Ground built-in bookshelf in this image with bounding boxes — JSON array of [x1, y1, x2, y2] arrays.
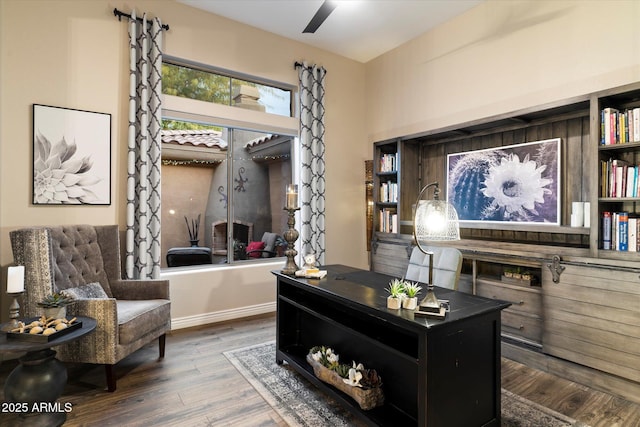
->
[[597, 85, 640, 254], [373, 140, 399, 233]]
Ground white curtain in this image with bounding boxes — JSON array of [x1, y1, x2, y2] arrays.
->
[[297, 63, 327, 265], [125, 12, 163, 279]]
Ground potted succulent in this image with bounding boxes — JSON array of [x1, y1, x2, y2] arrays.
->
[[37, 292, 73, 319], [401, 281, 422, 310], [385, 278, 405, 309]]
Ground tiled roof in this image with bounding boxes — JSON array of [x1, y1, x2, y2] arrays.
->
[[244, 134, 279, 148], [161, 129, 227, 149]]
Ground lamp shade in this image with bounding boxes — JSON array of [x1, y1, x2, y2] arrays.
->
[[414, 199, 460, 242]]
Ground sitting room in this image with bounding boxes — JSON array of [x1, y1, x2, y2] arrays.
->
[[1, 0, 640, 426]]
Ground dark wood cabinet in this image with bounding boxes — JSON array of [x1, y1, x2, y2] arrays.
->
[[274, 265, 510, 427]]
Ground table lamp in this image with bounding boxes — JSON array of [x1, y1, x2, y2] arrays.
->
[[413, 182, 460, 312]]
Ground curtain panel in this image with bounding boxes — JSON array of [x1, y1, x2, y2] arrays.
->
[[125, 12, 163, 279], [297, 63, 327, 265]]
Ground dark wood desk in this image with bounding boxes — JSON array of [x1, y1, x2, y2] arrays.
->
[[1, 316, 96, 427], [273, 265, 510, 427]]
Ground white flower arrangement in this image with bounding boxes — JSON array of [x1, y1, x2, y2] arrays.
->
[[309, 346, 382, 389]]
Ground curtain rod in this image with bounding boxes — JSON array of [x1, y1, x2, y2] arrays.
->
[[113, 8, 170, 31]]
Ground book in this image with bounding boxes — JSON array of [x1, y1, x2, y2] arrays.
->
[[602, 211, 612, 250], [629, 217, 638, 252], [618, 211, 629, 251]]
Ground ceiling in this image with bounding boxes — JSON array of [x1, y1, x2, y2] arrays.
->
[[177, 0, 483, 63]]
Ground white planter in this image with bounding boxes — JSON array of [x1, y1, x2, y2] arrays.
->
[[43, 306, 66, 320], [387, 296, 402, 309], [402, 297, 418, 310]]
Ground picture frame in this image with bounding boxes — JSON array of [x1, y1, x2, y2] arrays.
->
[[32, 104, 111, 205], [446, 138, 561, 225]]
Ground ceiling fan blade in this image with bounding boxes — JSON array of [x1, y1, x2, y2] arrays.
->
[[303, 1, 338, 33]]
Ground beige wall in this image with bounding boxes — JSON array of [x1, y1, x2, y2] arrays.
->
[[366, 0, 640, 142], [0, 0, 368, 325], [3, 0, 640, 326]]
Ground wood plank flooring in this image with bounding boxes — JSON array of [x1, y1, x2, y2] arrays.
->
[[1, 313, 639, 426]]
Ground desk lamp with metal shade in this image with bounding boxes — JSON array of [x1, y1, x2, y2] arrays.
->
[[413, 182, 460, 312]]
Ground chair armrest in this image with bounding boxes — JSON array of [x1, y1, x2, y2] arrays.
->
[[58, 298, 119, 364], [109, 279, 170, 300]]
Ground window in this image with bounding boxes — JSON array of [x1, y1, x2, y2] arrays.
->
[[161, 59, 297, 268], [162, 61, 293, 117]]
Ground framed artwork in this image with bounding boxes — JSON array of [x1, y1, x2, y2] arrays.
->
[[447, 138, 561, 225], [32, 104, 111, 205]]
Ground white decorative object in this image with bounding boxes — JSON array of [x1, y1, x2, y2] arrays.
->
[[387, 296, 402, 309], [571, 202, 584, 227], [7, 266, 25, 293], [402, 297, 418, 310], [583, 202, 591, 228]]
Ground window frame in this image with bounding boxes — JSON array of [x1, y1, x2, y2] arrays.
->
[[163, 55, 296, 118], [161, 57, 300, 269]]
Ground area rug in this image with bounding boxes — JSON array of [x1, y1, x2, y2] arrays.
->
[[224, 341, 589, 427]]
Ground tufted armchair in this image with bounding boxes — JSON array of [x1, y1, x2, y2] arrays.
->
[[9, 225, 171, 392]]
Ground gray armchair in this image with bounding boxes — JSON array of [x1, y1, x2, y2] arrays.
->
[[9, 225, 171, 392]]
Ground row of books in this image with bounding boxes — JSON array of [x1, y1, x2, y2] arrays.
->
[[379, 181, 398, 203], [600, 158, 640, 198], [379, 153, 398, 172], [379, 208, 398, 233], [602, 211, 640, 251], [601, 107, 640, 145]]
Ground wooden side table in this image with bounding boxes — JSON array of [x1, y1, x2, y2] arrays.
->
[[0, 316, 96, 427]]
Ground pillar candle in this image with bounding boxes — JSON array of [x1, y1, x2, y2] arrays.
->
[[7, 265, 25, 293], [286, 184, 298, 209]]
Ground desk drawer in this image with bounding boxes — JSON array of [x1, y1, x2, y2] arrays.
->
[[501, 309, 542, 343], [477, 278, 541, 317]]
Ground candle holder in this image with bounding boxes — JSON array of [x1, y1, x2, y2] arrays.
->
[[1, 292, 23, 332], [282, 207, 300, 275]]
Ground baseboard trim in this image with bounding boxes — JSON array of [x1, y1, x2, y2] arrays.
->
[[170, 302, 277, 330]]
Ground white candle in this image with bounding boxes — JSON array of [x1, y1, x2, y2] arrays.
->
[[286, 184, 298, 209], [7, 265, 25, 293]]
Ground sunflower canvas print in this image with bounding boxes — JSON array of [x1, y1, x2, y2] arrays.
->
[[32, 104, 111, 205], [447, 139, 560, 225]]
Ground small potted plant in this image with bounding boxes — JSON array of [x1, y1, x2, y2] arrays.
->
[[385, 278, 405, 309], [512, 267, 522, 280], [274, 235, 287, 257], [401, 281, 422, 310], [37, 292, 73, 319]]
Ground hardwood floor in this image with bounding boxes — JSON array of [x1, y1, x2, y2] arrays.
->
[[1, 313, 639, 426]]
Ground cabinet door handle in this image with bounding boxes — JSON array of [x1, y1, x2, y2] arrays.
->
[[518, 325, 524, 330]]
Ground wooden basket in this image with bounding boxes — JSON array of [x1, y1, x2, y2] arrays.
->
[[306, 354, 384, 410]]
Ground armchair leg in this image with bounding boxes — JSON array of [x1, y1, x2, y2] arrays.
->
[[159, 334, 166, 359], [105, 364, 116, 392]]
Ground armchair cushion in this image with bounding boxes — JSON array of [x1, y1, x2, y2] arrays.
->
[[262, 232, 278, 253], [247, 240, 266, 258], [117, 300, 171, 345], [62, 282, 109, 300]]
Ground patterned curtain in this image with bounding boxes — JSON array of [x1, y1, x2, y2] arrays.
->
[[297, 63, 327, 265], [125, 12, 163, 279]]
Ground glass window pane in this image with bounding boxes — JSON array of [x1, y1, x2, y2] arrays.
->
[[161, 120, 229, 267], [162, 63, 231, 105], [231, 129, 292, 262], [232, 79, 292, 117]]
